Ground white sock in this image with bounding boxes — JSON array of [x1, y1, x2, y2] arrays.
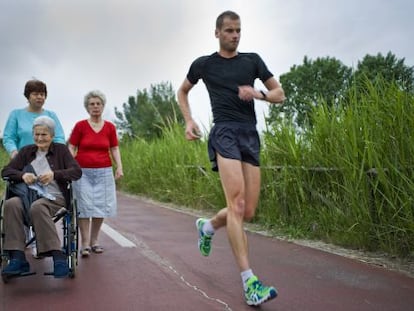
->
[[241, 269, 254, 290], [203, 220, 215, 235]]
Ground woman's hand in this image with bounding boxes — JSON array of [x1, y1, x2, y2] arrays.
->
[[22, 172, 37, 185], [115, 167, 124, 180], [37, 171, 54, 185]]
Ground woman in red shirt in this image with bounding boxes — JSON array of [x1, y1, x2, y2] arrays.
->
[[68, 90, 123, 257]]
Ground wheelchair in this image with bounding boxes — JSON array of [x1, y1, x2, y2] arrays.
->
[[0, 179, 79, 283]]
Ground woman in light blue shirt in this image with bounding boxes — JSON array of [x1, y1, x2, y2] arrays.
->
[[2, 79, 66, 259], [3, 80, 65, 158]]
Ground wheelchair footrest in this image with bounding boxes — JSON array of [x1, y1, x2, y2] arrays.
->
[[2, 271, 36, 282], [2, 271, 37, 277], [19, 271, 37, 276]]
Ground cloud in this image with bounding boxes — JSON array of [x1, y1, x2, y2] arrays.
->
[[1, 0, 413, 138]]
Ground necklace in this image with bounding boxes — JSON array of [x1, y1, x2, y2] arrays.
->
[[89, 119, 102, 124], [88, 119, 103, 128]]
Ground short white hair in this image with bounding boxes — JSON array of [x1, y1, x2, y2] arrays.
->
[[84, 90, 106, 110], [33, 115, 55, 136]]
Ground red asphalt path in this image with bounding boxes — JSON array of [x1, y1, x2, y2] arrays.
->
[[1, 192, 414, 311]]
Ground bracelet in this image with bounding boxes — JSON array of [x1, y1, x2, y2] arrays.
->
[[260, 90, 267, 100]]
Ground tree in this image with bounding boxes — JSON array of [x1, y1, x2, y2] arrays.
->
[[114, 81, 184, 140], [353, 52, 414, 93], [267, 56, 352, 129]]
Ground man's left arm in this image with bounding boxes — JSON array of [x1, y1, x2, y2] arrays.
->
[[261, 77, 286, 104], [238, 77, 285, 104]]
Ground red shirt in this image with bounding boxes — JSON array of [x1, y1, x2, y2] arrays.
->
[[69, 120, 119, 168]]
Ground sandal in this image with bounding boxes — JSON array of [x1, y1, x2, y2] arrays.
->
[[91, 245, 104, 254], [81, 247, 91, 257]]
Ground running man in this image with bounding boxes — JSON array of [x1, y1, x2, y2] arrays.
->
[[177, 10, 285, 306]]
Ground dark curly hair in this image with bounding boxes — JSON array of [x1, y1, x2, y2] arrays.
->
[[24, 79, 47, 99]]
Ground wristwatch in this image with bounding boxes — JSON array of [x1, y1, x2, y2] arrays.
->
[[260, 90, 267, 100]]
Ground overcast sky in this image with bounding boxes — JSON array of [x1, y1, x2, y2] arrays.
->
[[1, 0, 413, 138]]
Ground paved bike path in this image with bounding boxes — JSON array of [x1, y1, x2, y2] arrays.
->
[[1, 192, 413, 310]]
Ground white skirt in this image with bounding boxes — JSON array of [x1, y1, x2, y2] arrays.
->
[[73, 167, 117, 218]]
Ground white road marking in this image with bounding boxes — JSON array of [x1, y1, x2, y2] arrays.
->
[[101, 222, 231, 310], [101, 223, 136, 247]]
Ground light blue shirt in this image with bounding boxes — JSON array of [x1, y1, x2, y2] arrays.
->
[[2, 108, 66, 156]]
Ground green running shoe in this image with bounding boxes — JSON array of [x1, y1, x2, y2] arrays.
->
[[244, 276, 278, 306], [196, 218, 213, 256]]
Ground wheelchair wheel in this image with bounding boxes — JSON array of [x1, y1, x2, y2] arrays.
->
[[0, 196, 7, 269], [1, 196, 10, 284], [63, 196, 78, 278]]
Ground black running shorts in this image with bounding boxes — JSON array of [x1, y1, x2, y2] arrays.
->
[[207, 122, 260, 172]]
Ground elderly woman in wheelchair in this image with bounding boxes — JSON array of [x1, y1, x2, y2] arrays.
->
[[1, 116, 81, 279]]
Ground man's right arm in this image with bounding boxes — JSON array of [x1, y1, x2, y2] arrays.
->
[[177, 78, 201, 140]]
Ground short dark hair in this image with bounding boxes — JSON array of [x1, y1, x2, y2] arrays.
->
[[216, 10, 240, 30], [24, 79, 47, 99]]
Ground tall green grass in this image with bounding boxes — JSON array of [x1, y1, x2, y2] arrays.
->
[[118, 124, 225, 211], [260, 80, 414, 255], [0, 145, 8, 195], [118, 79, 414, 256]]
